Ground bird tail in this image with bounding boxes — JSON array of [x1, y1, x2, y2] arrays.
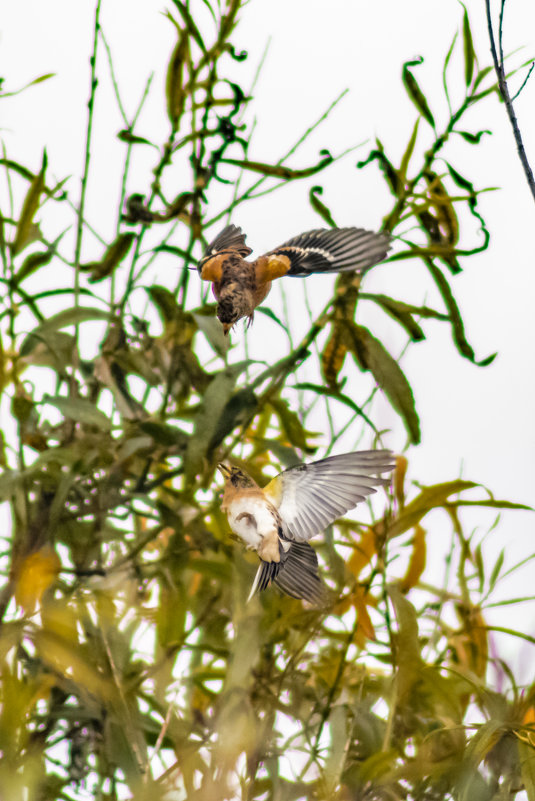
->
[[247, 541, 327, 605]]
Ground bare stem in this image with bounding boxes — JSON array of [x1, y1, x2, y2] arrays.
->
[[485, 0, 535, 205]]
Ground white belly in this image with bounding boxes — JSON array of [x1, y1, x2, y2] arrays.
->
[[227, 495, 279, 550]]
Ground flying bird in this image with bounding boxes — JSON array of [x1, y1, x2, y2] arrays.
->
[[198, 225, 391, 334], [218, 450, 395, 604]]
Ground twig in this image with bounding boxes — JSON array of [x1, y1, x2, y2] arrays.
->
[[485, 0, 535, 204], [74, 0, 102, 274]]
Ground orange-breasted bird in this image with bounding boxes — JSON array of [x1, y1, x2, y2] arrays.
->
[[218, 450, 394, 604], [198, 225, 391, 334]]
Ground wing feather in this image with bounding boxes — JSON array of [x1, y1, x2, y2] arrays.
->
[[201, 224, 252, 261], [264, 450, 395, 542], [264, 227, 391, 276]]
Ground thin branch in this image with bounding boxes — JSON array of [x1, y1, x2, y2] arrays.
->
[[485, 0, 535, 204], [74, 0, 102, 273]]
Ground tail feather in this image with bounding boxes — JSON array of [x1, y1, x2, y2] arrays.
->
[[274, 542, 327, 605]]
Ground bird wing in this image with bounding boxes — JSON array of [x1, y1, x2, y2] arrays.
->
[[262, 227, 391, 276], [263, 450, 395, 542], [201, 224, 252, 265], [248, 541, 325, 604]]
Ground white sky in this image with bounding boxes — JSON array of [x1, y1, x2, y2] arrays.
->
[[1, 0, 534, 673]]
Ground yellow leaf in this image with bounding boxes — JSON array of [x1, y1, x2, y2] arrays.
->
[[394, 454, 408, 509], [15, 546, 60, 613], [347, 527, 376, 578], [399, 525, 427, 592]]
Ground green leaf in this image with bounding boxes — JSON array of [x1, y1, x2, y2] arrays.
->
[[398, 119, 420, 182], [269, 397, 318, 453], [80, 232, 135, 282], [184, 363, 250, 479], [220, 150, 333, 180], [359, 294, 427, 341], [192, 312, 229, 359], [20, 308, 110, 357], [386, 480, 478, 539], [208, 387, 258, 452], [309, 185, 337, 227], [117, 130, 155, 147], [425, 259, 496, 366], [455, 129, 491, 145], [165, 26, 189, 127], [344, 323, 420, 444], [402, 57, 435, 128], [462, 5, 476, 87], [12, 151, 47, 255], [43, 395, 112, 432], [146, 285, 180, 323], [519, 741, 535, 801]]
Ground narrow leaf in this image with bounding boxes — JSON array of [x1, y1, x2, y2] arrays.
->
[[345, 323, 421, 444], [79, 232, 135, 282], [220, 150, 333, 180], [425, 259, 496, 366], [43, 395, 112, 432], [462, 6, 476, 87], [12, 151, 47, 255], [402, 57, 435, 128], [309, 185, 337, 227]]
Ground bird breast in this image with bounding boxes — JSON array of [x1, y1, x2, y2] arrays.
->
[[225, 494, 280, 551]]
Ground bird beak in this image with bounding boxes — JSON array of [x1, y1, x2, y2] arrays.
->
[[222, 323, 232, 336], [217, 462, 231, 477]]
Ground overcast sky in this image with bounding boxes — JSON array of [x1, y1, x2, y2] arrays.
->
[[1, 0, 534, 672]]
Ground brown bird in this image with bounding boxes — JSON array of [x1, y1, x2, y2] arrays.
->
[[198, 225, 391, 334], [218, 449, 394, 604]]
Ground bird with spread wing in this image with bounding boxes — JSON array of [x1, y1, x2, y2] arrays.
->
[[218, 450, 394, 604], [198, 224, 391, 334]]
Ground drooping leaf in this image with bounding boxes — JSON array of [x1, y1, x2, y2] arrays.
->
[[321, 322, 348, 388], [425, 259, 496, 366], [399, 525, 427, 592], [80, 232, 135, 282], [309, 185, 337, 227], [402, 57, 435, 128], [165, 26, 189, 127], [344, 323, 421, 444]]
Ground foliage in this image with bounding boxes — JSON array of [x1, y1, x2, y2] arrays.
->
[[0, 2, 533, 800]]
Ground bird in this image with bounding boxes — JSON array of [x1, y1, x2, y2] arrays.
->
[[218, 449, 395, 604], [198, 224, 391, 334]]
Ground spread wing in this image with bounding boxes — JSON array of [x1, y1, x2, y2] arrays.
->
[[198, 224, 252, 274], [263, 227, 391, 277], [263, 450, 395, 543], [248, 541, 326, 604]]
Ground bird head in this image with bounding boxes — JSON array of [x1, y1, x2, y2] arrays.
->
[[217, 463, 257, 489], [216, 297, 240, 335]]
